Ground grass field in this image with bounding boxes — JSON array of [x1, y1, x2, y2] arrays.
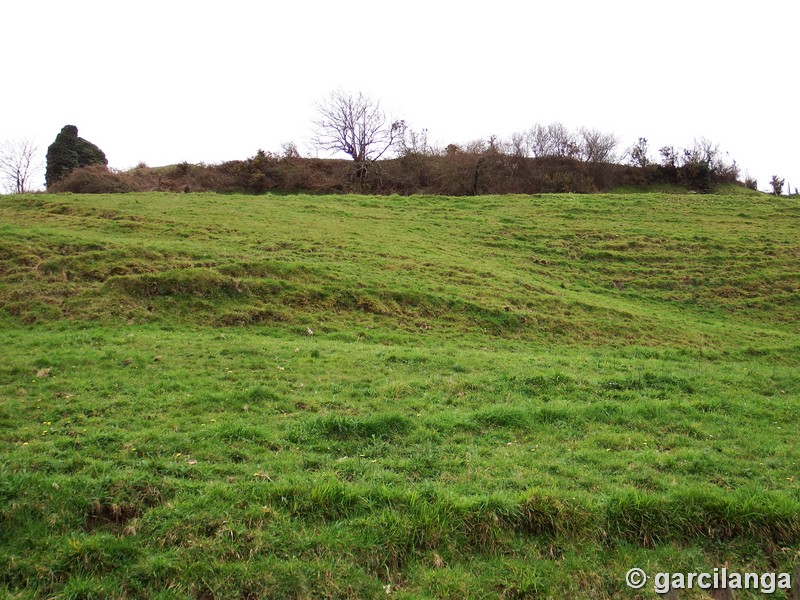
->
[[1, 189, 799, 598]]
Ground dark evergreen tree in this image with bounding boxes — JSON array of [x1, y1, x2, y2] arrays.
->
[[45, 125, 108, 187]]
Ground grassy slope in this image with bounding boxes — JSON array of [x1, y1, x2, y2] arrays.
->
[[1, 190, 799, 598]]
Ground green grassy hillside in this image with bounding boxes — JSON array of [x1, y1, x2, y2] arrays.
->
[[1, 190, 798, 598]]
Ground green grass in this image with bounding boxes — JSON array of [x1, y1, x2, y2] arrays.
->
[[1, 190, 799, 598]]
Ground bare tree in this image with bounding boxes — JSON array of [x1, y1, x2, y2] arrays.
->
[[397, 125, 434, 157], [280, 141, 300, 158], [507, 131, 527, 158], [546, 123, 580, 158], [578, 127, 619, 163], [524, 124, 553, 158], [682, 137, 719, 168], [1, 138, 42, 194], [312, 90, 403, 166], [626, 137, 650, 168], [659, 145, 679, 169]]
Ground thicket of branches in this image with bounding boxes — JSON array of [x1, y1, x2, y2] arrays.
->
[[28, 91, 753, 196], [48, 130, 743, 196]]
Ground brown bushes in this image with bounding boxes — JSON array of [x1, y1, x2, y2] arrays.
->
[[47, 151, 733, 196], [47, 163, 240, 194], [48, 165, 133, 194]]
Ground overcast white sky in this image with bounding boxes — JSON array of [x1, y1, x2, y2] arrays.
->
[[2, 0, 797, 193]]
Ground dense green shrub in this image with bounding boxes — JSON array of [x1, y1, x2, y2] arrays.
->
[[45, 125, 108, 187]]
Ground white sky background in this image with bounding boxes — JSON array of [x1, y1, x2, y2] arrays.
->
[[1, 0, 797, 193]]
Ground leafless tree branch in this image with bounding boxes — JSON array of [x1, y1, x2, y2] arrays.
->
[[0, 138, 42, 194], [311, 90, 402, 165]]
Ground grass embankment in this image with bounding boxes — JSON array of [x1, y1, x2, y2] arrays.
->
[[1, 190, 799, 598]]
